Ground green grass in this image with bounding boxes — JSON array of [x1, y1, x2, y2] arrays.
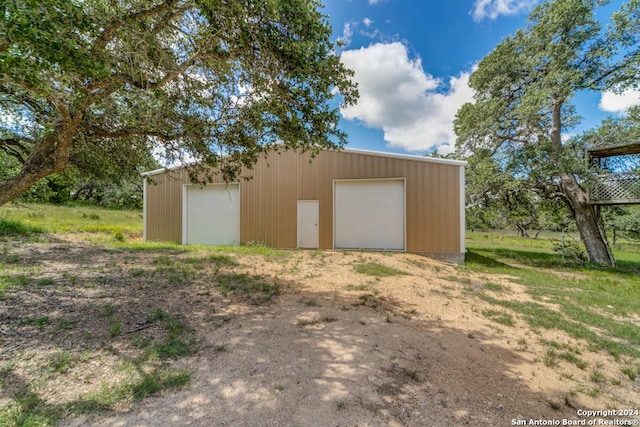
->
[[354, 262, 407, 277], [0, 202, 142, 235], [481, 309, 515, 326], [0, 367, 191, 426], [213, 272, 280, 304], [464, 231, 640, 359], [48, 352, 72, 374], [0, 219, 44, 236]]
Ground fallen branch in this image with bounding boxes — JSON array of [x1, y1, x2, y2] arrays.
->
[[125, 323, 155, 334]]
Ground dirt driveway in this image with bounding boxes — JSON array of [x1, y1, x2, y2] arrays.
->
[[1, 235, 638, 426]]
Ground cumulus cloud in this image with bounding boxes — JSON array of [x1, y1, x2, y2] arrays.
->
[[340, 42, 474, 154], [471, 0, 538, 22], [362, 17, 373, 27], [599, 89, 640, 114]]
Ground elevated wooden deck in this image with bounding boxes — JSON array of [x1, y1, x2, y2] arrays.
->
[[587, 142, 640, 158], [589, 172, 640, 205], [587, 141, 640, 205]]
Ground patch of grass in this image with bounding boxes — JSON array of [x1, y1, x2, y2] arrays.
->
[[48, 352, 72, 374], [0, 273, 31, 298], [354, 262, 407, 277], [144, 308, 195, 359], [443, 274, 472, 285], [401, 368, 420, 382], [109, 319, 122, 337], [484, 282, 507, 292], [130, 268, 146, 277], [543, 349, 559, 367], [538, 340, 588, 369], [129, 334, 152, 349], [0, 388, 54, 427], [516, 337, 528, 351], [464, 233, 640, 379], [148, 338, 192, 359], [5, 254, 20, 264], [33, 316, 50, 328], [0, 203, 141, 235], [406, 258, 429, 269], [621, 364, 640, 381], [0, 218, 45, 236], [36, 278, 54, 286], [55, 318, 76, 331], [590, 365, 606, 384], [481, 309, 515, 326], [344, 283, 370, 291], [353, 292, 385, 309], [213, 273, 280, 304], [184, 254, 237, 267], [547, 399, 562, 411], [69, 367, 191, 413]]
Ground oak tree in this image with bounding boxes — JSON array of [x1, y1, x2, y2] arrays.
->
[[455, 0, 639, 265], [0, 0, 357, 206]]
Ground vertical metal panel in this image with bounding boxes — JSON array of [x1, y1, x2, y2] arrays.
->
[[144, 149, 464, 257]]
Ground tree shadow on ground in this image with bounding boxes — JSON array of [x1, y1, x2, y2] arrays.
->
[[0, 239, 584, 426]]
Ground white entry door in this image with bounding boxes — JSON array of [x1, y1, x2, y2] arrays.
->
[[297, 200, 319, 248], [183, 184, 240, 245]]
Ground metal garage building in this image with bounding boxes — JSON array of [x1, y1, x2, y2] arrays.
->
[[142, 148, 467, 263]]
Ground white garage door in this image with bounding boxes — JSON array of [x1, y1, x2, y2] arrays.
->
[[334, 179, 405, 250], [183, 184, 240, 245]]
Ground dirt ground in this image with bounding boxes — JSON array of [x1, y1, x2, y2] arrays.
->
[[1, 235, 639, 426]]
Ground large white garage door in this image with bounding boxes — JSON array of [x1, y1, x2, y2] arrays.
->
[[183, 184, 240, 245], [334, 179, 405, 250]]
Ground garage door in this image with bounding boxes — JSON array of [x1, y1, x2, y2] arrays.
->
[[183, 184, 240, 245], [334, 179, 405, 250]]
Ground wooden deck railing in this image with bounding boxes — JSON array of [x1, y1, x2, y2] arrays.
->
[[589, 173, 640, 205]]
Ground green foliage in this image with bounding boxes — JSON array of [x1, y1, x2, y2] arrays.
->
[[551, 237, 587, 262], [0, 0, 358, 205]]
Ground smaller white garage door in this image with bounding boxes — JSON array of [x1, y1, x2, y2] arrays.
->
[[183, 184, 240, 245], [334, 179, 405, 250]]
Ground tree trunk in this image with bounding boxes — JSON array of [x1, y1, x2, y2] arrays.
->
[[559, 173, 614, 266], [0, 127, 75, 207], [549, 97, 614, 266]]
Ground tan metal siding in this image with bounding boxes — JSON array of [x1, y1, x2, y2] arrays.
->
[[144, 169, 187, 243], [144, 149, 463, 256]]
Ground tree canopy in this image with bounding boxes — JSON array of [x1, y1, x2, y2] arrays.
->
[[0, 0, 357, 206], [455, 0, 639, 265]]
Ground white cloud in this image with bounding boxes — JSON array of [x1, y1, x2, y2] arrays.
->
[[339, 21, 355, 45], [340, 42, 475, 154], [368, 0, 384, 4], [362, 17, 373, 27], [471, 0, 538, 22], [599, 89, 640, 114]]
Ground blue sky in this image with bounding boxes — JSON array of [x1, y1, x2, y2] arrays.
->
[[321, 0, 640, 155]]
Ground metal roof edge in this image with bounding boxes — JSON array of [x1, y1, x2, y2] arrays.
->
[[140, 147, 467, 176], [140, 163, 190, 177], [341, 148, 467, 166]]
